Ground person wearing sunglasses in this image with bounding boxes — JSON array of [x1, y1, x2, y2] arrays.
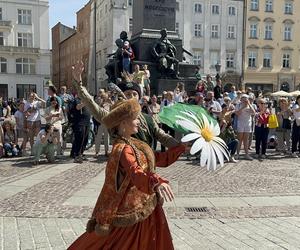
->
[[254, 98, 270, 159]]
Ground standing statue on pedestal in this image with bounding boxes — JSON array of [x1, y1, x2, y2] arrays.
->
[[152, 29, 179, 79], [105, 31, 134, 83], [105, 38, 124, 83]]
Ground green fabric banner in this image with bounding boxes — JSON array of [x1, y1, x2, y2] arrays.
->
[[158, 103, 217, 133]]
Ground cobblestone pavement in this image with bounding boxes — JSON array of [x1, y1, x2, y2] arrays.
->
[[0, 151, 300, 249]]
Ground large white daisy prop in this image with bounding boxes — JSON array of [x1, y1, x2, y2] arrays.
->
[[176, 111, 229, 171]]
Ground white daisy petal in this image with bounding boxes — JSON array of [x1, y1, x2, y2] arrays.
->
[[200, 113, 210, 127], [211, 141, 225, 167], [179, 111, 201, 127], [200, 143, 209, 167], [176, 120, 200, 134], [190, 137, 205, 155], [212, 139, 230, 161], [206, 145, 214, 171], [181, 133, 201, 143], [213, 137, 229, 149], [211, 122, 220, 136], [210, 146, 217, 171]]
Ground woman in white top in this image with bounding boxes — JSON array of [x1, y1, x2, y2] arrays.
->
[[235, 94, 256, 160], [45, 96, 64, 155], [174, 82, 185, 103], [142, 64, 151, 96], [24, 93, 45, 151], [292, 95, 300, 157]]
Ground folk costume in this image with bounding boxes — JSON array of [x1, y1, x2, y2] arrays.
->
[[72, 81, 179, 148], [68, 99, 185, 250]]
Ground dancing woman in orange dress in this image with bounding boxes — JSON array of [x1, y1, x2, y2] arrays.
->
[[68, 99, 185, 250]]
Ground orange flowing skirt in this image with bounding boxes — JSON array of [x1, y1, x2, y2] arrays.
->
[[68, 205, 174, 250]]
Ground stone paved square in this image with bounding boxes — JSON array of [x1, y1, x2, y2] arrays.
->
[[1, 151, 300, 249]]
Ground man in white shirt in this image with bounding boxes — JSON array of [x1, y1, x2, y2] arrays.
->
[[205, 91, 222, 119]]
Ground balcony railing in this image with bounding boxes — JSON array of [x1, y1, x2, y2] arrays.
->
[[0, 20, 12, 28], [0, 46, 39, 54]]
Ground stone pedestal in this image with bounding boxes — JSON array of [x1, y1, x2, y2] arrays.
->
[[156, 78, 197, 96], [130, 0, 196, 96], [132, 0, 176, 35]]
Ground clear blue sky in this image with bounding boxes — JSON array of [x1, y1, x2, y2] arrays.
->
[[49, 0, 87, 29]]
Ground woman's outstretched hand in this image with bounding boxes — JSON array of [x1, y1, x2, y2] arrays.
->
[[72, 61, 84, 84], [156, 182, 174, 202]]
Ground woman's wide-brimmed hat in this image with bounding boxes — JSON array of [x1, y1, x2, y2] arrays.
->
[[102, 99, 141, 129]]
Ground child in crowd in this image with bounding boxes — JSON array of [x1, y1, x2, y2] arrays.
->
[[2, 120, 19, 157]]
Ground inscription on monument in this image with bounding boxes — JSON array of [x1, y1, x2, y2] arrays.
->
[[145, 0, 175, 17], [144, 0, 176, 31]]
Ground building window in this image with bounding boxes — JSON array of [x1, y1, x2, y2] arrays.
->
[[211, 25, 219, 38], [265, 0, 273, 12], [129, 18, 133, 32], [193, 51, 203, 66], [176, 22, 179, 34], [227, 25, 235, 39], [226, 53, 235, 68], [0, 57, 7, 73], [0, 84, 8, 100], [0, 32, 3, 46], [264, 24, 272, 40], [284, 2, 293, 14], [17, 33, 32, 47], [18, 9, 32, 25], [210, 51, 220, 67], [284, 25, 292, 40], [16, 84, 36, 99], [194, 24, 203, 37], [16, 58, 36, 74], [228, 6, 236, 16], [263, 52, 272, 67], [176, 2, 179, 11], [194, 3, 202, 13], [248, 52, 257, 67], [282, 53, 290, 68], [250, 0, 259, 11], [128, 0, 133, 6], [212, 5, 220, 15], [250, 24, 258, 38], [0, 8, 2, 21]]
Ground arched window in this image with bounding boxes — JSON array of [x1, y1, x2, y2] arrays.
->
[[16, 58, 36, 74], [0, 57, 7, 73]]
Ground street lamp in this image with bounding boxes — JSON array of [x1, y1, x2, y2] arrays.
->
[[215, 62, 221, 81]]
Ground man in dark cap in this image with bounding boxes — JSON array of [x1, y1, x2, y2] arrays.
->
[[71, 61, 179, 148]]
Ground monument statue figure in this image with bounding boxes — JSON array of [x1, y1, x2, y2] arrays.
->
[[105, 38, 124, 83], [105, 31, 134, 83], [152, 28, 179, 79]]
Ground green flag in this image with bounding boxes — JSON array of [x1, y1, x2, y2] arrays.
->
[[159, 103, 217, 133]]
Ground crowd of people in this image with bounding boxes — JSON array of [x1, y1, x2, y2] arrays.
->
[[1, 65, 300, 164], [1, 62, 300, 249]]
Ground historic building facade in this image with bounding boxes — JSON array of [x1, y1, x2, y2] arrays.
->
[[0, 0, 51, 99], [176, 0, 244, 85], [244, 0, 300, 93], [51, 1, 92, 91]]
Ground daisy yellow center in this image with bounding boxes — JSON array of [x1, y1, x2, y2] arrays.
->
[[201, 126, 214, 142]]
